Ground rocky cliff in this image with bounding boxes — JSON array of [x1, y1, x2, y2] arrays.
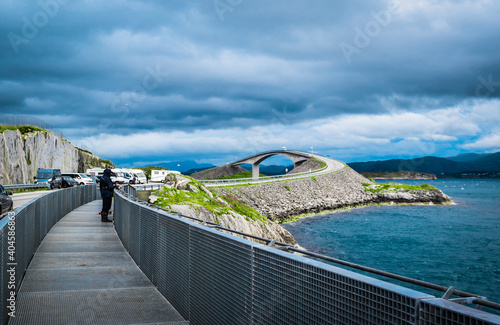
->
[[0, 129, 107, 185], [212, 167, 451, 222], [148, 174, 297, 245]]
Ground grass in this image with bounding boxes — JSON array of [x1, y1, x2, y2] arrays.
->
[[9, 187, 50, 194], [362, 182, 437, 193], [100, 159, 115, 168], [285, 185, 291, 191], [0, 125, 46, 134], [311, 176, 317, 182], [154, 177, 268, 223]]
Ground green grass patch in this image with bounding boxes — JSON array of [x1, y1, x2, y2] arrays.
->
[[0, 125, 46, 134], [311, 176, 317, 182], [100, 159, 115, 168], [284, 185, 291, 191], [154, 177, 267, 223], [362, 182, 436, 193]]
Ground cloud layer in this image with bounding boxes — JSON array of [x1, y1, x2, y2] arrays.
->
[[1, 0, 499, 165]]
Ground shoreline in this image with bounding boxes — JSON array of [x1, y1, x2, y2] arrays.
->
[[280, 200, 455, 224]]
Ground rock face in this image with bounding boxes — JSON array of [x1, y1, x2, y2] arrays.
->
[[171, 204, 296, 245], [212, 167, 451, 222], [0, 130, 107, 185]]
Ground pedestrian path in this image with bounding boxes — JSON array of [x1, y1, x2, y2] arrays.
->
[[10, 200, 189, 325]]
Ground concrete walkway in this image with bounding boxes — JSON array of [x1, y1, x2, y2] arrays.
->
[[10, 200, 188, 325]]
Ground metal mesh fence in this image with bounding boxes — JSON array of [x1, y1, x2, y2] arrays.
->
[[419, 299, 500, 325], [113, 191, 500, 325], [0, 185, 98, 324]]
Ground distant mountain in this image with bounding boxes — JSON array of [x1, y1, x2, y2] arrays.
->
[[238, 164, 294, 176], [155, 160, 215, 173], [348, 156, 471, 174], [184, 166, 213, 175], [348, 151, 500, 177], [472, 152, 500, 171], [445, 153, 490, 163], [260, 164, 294, 176]]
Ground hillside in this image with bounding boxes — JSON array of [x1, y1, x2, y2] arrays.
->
[[0, 127, 109, 185], [349, 152, 500, 177], [191, 164, 248, 180]]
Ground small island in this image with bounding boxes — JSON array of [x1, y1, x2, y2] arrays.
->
[[360, 170, 437, 180]]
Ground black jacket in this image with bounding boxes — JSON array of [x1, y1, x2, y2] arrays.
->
[[100, 170, 115, 198]]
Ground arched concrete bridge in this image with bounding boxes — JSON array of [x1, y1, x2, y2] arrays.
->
[[231, 150, 313, 179]]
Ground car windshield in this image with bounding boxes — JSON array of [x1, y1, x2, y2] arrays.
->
[[62, 176, 73, 181], [37, 172, 52, 179], [115, 172, 125, 177], [79, 174, 90, 178]]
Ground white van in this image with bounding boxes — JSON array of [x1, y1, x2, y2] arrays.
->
[[62, 173, 95, 185], [150, 169, 180, 182], [110, 169, 129, 184]]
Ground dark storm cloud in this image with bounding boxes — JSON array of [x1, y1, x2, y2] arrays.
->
[[1, 0, 500, 161]]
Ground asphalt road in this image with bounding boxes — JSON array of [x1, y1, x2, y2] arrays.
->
[[11, 190, 54, 210]]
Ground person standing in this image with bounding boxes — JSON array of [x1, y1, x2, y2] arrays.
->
[[100, 168, 115, 222]]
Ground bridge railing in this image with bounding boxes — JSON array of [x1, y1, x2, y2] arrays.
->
[[0, 185, 99, 324], [113, 190, 500, 325]]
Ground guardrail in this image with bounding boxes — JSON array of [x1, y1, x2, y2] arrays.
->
[[113, 188, 500, 324], [3, 183, 49, 191], [0, 185, 99, 324]]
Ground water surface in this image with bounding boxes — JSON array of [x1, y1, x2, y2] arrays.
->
[[283, 179, 500, 306]]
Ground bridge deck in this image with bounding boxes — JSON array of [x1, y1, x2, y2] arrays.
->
[[10, 200, 188, 325]]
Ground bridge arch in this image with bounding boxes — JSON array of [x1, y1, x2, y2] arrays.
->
[[231, 150, 312, 179]]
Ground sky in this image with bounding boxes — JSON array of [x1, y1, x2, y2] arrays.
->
[[1, 0, 500, 167]]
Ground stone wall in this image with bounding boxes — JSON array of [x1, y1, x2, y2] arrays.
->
[[0, 130, 107, 185], [212, 167, 450, 222]]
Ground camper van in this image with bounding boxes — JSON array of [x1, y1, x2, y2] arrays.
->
[[128, 169, 147, 184], [150, 169, 180, 183], [34, 168, 61, 184]]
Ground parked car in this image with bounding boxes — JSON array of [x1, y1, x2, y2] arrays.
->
[[48, 176, 62, 189], [0, 185, 13, 215], [61, 176, 79, 188]]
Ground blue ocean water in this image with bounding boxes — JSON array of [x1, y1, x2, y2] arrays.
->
[[283, 179, 500, 306]]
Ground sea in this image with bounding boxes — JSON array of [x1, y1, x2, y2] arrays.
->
[[283, 179, 500, 311]]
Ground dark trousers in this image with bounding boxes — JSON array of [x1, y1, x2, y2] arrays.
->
[[101, 197, 112, 215]]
